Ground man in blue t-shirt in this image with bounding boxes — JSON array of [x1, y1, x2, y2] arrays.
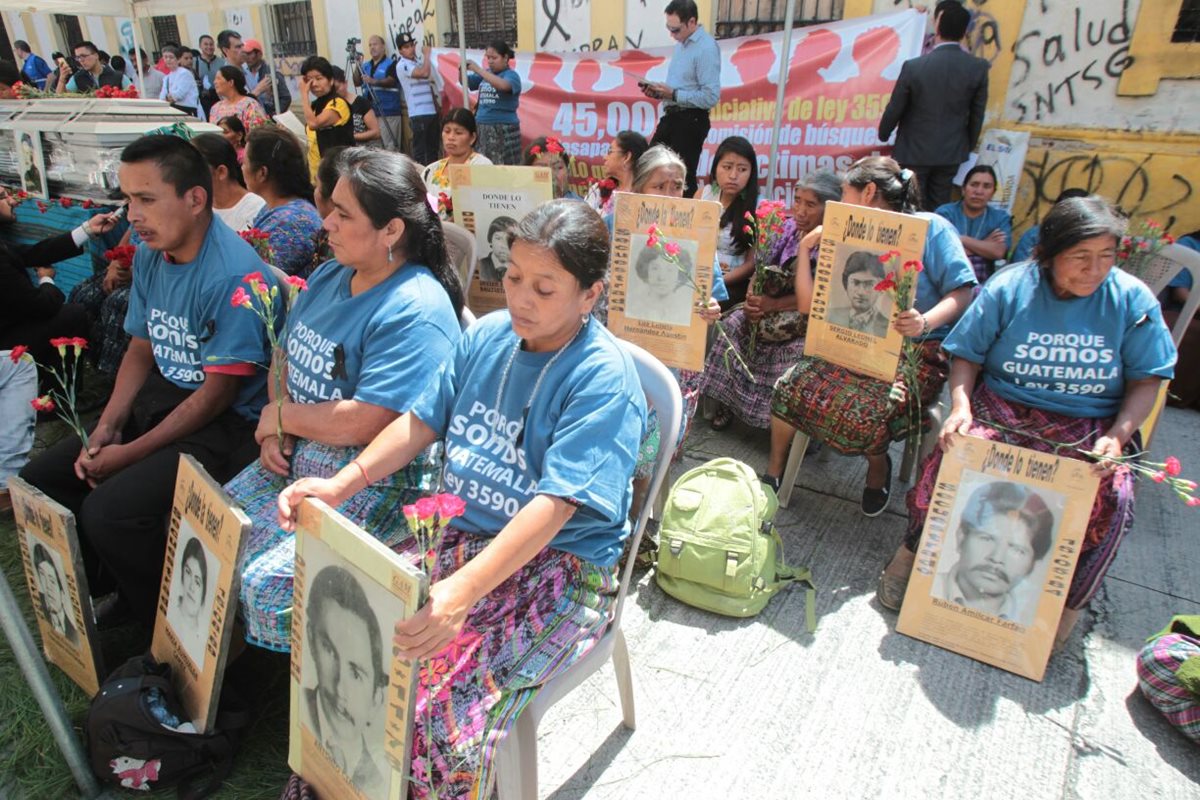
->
[[354, 35, 403, 152], [21, 135, 277, 628], [15, 41, 52, 90]]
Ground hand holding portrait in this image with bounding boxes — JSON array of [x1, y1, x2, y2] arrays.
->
[[392, 578, 470, 661], [278, 476, 347, 531], [939, 404, 974, 450]]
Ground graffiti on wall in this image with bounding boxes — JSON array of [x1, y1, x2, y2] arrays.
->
[[884, 0, 1003, 63], [1015, 147, 1196, 232], [384, 0, 435, 48], [625, 0, 674, 50], [1006, 0, 1134, 125], [536, 0, 598, 51]]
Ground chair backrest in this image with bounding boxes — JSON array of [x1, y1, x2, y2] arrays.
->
[[614, 340, 682, 627], [1153, 245, 1200, 346], [1138, 243, 1195, 297], [443, 221, 477, 290]]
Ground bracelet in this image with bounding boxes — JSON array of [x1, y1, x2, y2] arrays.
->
[[919, 313, 930, 336], [351, 459, 371, 487]]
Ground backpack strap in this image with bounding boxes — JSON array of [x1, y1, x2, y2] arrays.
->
[[767, 528, 818, 633]]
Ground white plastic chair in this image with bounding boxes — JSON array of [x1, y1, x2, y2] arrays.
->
[[492, 341, 683, 800], [443, 220, 477, 290]]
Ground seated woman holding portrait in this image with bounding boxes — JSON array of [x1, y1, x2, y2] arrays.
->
[[762, 156, 977, 516], [877, 196, 1176, 645], [277, 199, 647, 799], [226, 148, 462, 651], [702, 170, 842, 431], [935, 164, 1012, 283]]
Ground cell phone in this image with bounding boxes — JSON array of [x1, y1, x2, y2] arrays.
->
[[109, 204, 127, 221]]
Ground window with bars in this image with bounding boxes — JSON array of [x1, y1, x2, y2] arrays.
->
[[1172, 0, 1200, 42], [151, 15, 182, 50], [53, 14, 84, 50], [271, 1, 318, 58], [714, 0, 844, 39], [443, 0, 518, 49]]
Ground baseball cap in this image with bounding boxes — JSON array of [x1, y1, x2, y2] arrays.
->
[[243, 38, 263, 53], [396, 33, 416, 47]]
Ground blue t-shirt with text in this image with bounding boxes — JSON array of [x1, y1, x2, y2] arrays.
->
[[912, 212, 978, 339], [468, 68, 521, 125], [124, 216, 277, 420], [411, 311, 647, 567], [943, 262, 1176, 417], [284, 260, 460, 410], [935, 201, 1013, 250]]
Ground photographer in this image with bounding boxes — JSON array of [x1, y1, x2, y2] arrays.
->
[[352, 35, 403, 151], [391, 33, 438, 165]]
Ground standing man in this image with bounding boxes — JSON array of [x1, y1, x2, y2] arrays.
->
[[195, 34, 226, 120], [353, 35, 402, 152], [640, 1, 720, 197], [242, 38, 291, 117], [878, 1, 989, 210], [390, 35, 438, 164], [127, 48, 164, 98], [14, 41, 52, 91], [217, 29, 245, 69], [57, 42, 133, 93]]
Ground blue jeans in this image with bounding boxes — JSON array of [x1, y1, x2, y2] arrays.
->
[[0, 353, 37, 489]]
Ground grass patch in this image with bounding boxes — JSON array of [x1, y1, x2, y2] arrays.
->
[[1, 416, 294, 799]]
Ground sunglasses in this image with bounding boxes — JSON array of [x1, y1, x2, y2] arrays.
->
[[666, 24, 683, 34]]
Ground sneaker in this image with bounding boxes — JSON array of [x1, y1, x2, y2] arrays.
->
[[860, 454, 892, 517], [760, 473, 781, 493], [876, 545, 915, 611]]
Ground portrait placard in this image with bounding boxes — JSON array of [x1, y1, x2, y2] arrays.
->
[[896, 436, 1100, 681], [804, 202, 928, 382], [289, 498, 427, 800], [449, 164, 553, 316], [9, 477, 104, 696], [14, 130, 48, 199], [151, 455, 250, 733], [607, 192, 720, 371]]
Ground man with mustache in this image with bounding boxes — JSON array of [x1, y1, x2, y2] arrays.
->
[[933, 481, 1054, 625]]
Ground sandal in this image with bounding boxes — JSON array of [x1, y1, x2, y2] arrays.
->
[[711, 406, 733, 431], [876, 544, 915, 611]]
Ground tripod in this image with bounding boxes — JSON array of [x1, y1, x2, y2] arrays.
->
[[348, 48, 400, 152]]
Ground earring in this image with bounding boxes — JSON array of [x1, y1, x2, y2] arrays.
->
[[387, 243, 394, 263]]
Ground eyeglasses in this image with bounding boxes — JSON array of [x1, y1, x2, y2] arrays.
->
[[666, 24, 683, 34]]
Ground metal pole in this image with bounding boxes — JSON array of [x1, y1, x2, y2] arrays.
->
[[0, 564, 102, 799], [129, 6, 147, 99], [765, 0, 797, 200], [456, 0, 468, 108], [261, 2, 283, 120]]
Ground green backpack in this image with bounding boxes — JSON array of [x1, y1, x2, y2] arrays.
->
[[655, 458, 816, 629]]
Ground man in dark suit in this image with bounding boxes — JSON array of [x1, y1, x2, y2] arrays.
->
[[878, 2, 989, 210]]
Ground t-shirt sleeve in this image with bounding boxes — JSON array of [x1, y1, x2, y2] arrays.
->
[[354, 315, 456, 412], [200, 273, 274, 370], [994, 209, 1013, 248], [331, 97, 351, 125], [504, 69, 522, 96], [535, 384, 645, 523], [123, 250, 151, 338], [711, 255, 729, 302], [926, 220, 977, 295], [934, 202, 958, 224], [410, 332, 470, 436], [942, 281, 1005, 364], [1120, 296, 1177, 381]]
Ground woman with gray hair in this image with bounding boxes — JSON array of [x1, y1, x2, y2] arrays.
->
[[277, 199, 647, 798], [225, 147, 463, 651], [703, 170, 842, 430]]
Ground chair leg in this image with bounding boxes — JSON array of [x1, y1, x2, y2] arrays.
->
[[778, 430, 810, 508], [651, 472, 670, 521], [612, 629, 637, 730], [899, 431, 919, 484], [493, 709, 540, 800]]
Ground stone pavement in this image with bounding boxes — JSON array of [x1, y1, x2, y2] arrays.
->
[[536, 406, 1200, 800]]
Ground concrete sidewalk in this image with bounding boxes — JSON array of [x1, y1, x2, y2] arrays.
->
[[537, 406, 1200, 799]]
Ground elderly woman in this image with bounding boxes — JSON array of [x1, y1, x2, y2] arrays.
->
[[225, 148, 463, 651], [878, 196, 1176, 645], [763, 156, 977, 516], [936, 164, 1012, 283], [703, 170, 842, 431], [277, 199, 647, 799], [586, 131, 648, 216], [208, 65, 269, 131], [244, 127, 325, 276]]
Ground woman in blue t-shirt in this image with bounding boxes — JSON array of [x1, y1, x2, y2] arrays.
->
[[225, 148, 463, 651], [764, 155, 977, 516], [244, 126, 325, 276], [935, 164, 1012, 283], [464, 40, 523, 165], [878, 196, 1176, 646], [277, 200, 646, 799]]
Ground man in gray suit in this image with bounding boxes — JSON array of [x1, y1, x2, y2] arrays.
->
[[878, 2, 989, 210]]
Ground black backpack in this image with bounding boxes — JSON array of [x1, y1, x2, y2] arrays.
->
[[85, 655, 249, 799]]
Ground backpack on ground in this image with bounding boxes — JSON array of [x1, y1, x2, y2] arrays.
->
[[85, 654, 249, 798], [655, 457, 816, 628]]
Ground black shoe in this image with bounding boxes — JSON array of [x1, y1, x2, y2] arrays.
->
[[760, 474, 781, 493], [861, 454, 892, 517]]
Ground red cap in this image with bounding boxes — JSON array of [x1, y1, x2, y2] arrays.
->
[[242, 38, 263, 53]]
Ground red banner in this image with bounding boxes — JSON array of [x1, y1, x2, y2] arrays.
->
[[432, 9, 925, 201]]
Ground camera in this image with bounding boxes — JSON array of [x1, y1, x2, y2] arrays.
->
[[345, 37, 361, 55]]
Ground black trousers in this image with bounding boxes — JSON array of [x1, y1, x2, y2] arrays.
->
[[19, 372, 258, 626], [911, 164, 959, 211], [651, 108, 711, 197]]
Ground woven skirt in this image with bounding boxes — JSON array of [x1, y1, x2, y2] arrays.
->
[[226, 438, 434, 650], [903, 382, 1137, 609], [702, 308, 807, 429], [477, 122, 523, 166], [1136, 632, 1200, 744], [770, 339, 949, 455], [403, 528, 618, 799]]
